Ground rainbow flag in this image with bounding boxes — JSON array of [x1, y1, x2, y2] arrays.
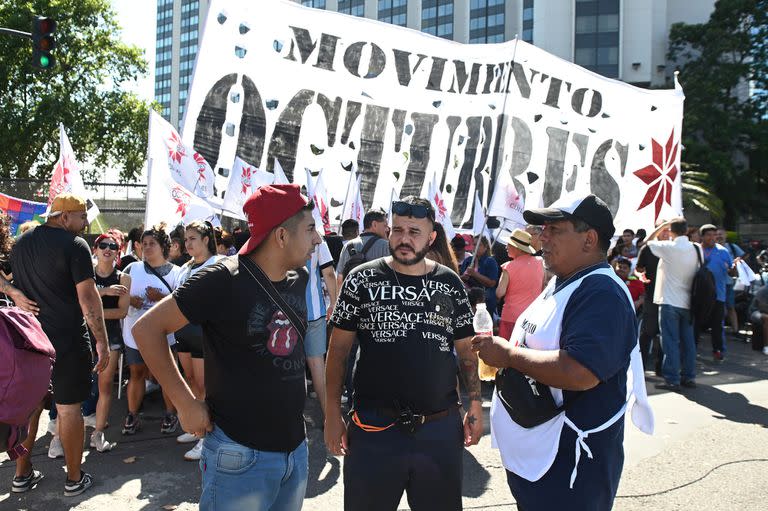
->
[[0, 192, 48, 235]]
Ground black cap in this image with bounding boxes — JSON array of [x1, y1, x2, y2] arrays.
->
[[523, 194, 615, 240]]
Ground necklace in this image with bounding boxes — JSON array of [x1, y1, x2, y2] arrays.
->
[[388, 258, 431, 290]]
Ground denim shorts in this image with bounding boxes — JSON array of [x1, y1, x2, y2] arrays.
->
[[304, 317, 327, 358], [199, 426, 308, 511]]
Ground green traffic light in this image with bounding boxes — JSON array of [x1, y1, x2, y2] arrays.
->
[[39, 55, 50, 67]]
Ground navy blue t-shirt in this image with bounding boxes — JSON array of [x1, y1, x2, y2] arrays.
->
[[558, 263, 637, 430]]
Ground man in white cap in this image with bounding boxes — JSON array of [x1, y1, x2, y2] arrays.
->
[[473, 194, 652, 511]]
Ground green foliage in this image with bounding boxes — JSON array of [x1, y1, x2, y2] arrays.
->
[[681, 163, 725, 220], [668, 0, 768, 227], [0, 0, 159, 182]]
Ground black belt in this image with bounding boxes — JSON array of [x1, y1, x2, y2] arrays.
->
[[351, 402, 461, 434]]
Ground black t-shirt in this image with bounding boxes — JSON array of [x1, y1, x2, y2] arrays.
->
[[11, 224, 94, 353], [331, 259, 475, 414], [636, 244, 659, 296], [174, 256, 308, 453], [95, 268, 123, 343], [117, 254, 137, 271]]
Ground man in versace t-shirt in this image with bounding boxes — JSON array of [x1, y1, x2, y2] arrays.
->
[[133, 184, 321, 511], [325, 196, 483, 511]]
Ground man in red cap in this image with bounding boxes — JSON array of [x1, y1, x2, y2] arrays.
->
[[133, 184, 320, 511]]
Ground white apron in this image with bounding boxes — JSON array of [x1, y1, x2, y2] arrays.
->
[[490, 267, 654, 487]]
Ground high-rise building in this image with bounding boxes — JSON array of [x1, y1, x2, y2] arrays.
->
[[155, 0, 716, 125]]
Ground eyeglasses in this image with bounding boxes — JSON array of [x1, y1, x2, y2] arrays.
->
[[391, 201, 434, 221], [98, 242, 119, 251]]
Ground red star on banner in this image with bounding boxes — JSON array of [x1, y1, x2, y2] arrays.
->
[[506, 185, 520, 207], [317, 196, 332, 234], [434, 192, 447, 220], [193, 152, 207, 181], [166, 131, 186, 164], [171, 186, 191, 217], [634, 128, 679, 220], [240, 165, 253, 194]]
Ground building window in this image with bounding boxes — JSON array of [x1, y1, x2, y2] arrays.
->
[[338, 0, 365, 17], [522, 0, 533, 43], [574, 0, 619, 78], [301, 0, 326, 7], [378, 0, 407, 27], [469, 0, 505, 44], [422, 0, 453, 40]]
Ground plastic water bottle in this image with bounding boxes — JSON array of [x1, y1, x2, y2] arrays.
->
[[473, 304, 497, 381]]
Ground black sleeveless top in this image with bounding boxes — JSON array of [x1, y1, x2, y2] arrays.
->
[[95, 268, 122, 342]]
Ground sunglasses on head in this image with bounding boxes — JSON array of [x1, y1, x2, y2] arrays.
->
[[98, 242, 119, 251], [391, 201, 434, 221]]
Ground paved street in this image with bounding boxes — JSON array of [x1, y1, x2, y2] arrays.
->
[[2, 333, 767, 510]]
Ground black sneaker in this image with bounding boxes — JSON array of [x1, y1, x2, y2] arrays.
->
[[11, 469, 43, 493], [654, 382, 681, 391], [681, 380, 697, 389], [64, 471, 93, 497], [121, 413, 140, 435], [160, 413, 179, 434]]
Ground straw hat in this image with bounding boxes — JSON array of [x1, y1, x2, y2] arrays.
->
[[504, 228, 536, 255]]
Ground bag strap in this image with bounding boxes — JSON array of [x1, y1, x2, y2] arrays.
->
[[239, 257, 307, 341], [360, 235, 379, 258], [693, 244, 704, 268], [144, 262, 173, 294]]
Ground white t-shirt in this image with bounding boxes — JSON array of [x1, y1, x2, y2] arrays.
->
[[648, 236, 698, 309], [306, 242, 334, 321], [122, 261, 184, 349]]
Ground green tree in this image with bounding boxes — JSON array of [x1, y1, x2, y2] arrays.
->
[[668, 0, 768, 227], [0, 0, 158, 182]]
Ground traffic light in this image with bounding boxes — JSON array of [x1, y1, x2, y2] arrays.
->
[[31, 16, 56, 70]]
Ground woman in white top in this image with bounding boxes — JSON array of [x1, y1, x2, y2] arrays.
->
[[121, 223, 183, 436], [174, 221, 221, 460]]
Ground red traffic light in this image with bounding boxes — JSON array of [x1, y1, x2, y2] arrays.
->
[[33, 16, 56, 36]]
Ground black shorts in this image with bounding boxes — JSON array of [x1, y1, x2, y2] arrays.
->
[[51, 347, 93, 405], [175, 325, 204, 359]]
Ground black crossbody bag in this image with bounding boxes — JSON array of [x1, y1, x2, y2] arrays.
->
[[240, 257, 307, 342], [495, 364, 565, 428]]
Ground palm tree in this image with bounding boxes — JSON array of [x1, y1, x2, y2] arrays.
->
[[681, 162, 724, 221]]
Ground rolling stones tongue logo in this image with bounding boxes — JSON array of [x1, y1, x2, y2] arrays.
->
[[266, 310, 297, 357]]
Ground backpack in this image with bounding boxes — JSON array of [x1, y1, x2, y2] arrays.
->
[[691, 245, 717, 327], [341, 235, 380, 278], [0, 307, 56, 460]]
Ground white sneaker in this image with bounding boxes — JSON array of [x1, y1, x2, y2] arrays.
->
[[90, 430, 116, 452], [177, 432, 198, 444], [762, 346, 768, 356], [48, 435, 64, 459], [183, 439, 203, 461], [47, 418, 57, 436], [83, 413, 97, 429]]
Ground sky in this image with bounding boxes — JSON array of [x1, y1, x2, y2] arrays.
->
[[112, 0, 156, 102]]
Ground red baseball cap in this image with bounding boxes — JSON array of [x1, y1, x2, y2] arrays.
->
[[239, 184, 310, 255]]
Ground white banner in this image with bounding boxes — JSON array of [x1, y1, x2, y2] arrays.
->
[[48, 124, 101, 223], [146, 111, 218, 228], [182, 0, 685, 233]]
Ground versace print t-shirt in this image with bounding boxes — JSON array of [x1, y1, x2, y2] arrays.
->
[[331, 259, 475, 414], [174, 256, 308, 453]]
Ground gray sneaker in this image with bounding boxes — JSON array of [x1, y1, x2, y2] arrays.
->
[[11, 469, 43, 493], [64, 472, 93, 497]]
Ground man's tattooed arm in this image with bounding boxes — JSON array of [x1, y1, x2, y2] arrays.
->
[[458, 348, 482, 405], [455, 336, 484, 445]]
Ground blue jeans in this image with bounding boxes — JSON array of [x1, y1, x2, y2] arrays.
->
[[659, 305, 696, 385], [199, 426, 308, 511]]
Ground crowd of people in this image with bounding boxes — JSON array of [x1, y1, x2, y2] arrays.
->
[[2, 188, 767, 510]]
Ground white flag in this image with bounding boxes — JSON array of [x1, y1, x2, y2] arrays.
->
[[149, 111, 215, 198], [341, 170, 364, 226], [223, 156, 274, 220], [145, 113, 218, 228], [273, 159, 289, 185], [306, 169, 332, 235], [472, 192, 487, 239], [488, 172, 526, 226], [427, 172, 456, 240], [48, 124, 101, 224]]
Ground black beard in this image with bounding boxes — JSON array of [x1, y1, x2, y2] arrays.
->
[[389, 243, 431, 266]]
